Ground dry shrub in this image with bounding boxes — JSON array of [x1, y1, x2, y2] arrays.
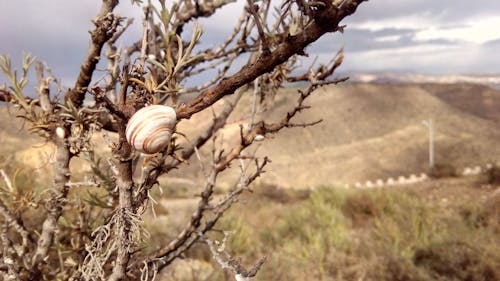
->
[[253, 183, 310, 204], [484, 192, 500, 232], [413, 241, 499, 281], [199, 186, 500, 281], [460, 203, 489, 229], [373, 255, 429, 281], [429, 163, 457, 178], [487, 166, 500, 185], [342, 192, 377, 227], [460, 192, 500, 231]]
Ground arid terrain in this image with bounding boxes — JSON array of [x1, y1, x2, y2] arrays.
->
[[2, 82, 500, 187], [169, 82, 500, 189], [1, 82, 500, 280]]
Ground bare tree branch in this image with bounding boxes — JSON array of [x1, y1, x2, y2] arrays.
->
[[145, 155, 269, 276], [30, 138, 71, 278], [176, 0, 365, 120], [164, 89, 245, 173], [0, 0, 366, 279], [108, 110, 135, 281], [176, 0, 237, 24], [204, 232, 266, 280], [0, 197, 31, 257], [65, 0, 120, 108], [246, 0, 271, 55], [35, 61, 53, 112]]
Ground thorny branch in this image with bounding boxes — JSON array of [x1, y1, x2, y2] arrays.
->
[[204, 232, 266, 281], [0, 198, 31, 258], [30, 137, 71, 278], [0, 0, 366, 279], [65, 0, 121, 108], [138, 155, 270, 277], [175, 0, 365, 120]]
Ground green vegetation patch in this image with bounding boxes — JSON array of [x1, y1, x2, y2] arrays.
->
[[206, 185, 500, 281]]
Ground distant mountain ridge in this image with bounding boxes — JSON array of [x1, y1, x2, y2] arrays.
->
[[350, 72, 500, 89]]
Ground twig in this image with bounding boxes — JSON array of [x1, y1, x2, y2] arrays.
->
[[35, 61, 53, 112], [248, 77, 259, 132], [30, 138, 71, 278], [0, 198, 31, 257], [246, 0, 270, 55], [163, 89, 245, 173], [203, 233, 266, 280], [92, 86, 128, 120], [139, 17, 149, 69], [0, 169, 13, 192], [175, 0, 366, 120], [64, 181, 101, 188], [65, 0, 121, 108], [175, 0, 237, 24]]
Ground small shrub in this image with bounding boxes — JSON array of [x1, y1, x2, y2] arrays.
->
[[342, 192, 377, 227], [254, 183, 310, 203], [460, 203, 488, 228], [413, 241, 499, 281], [484, 193, 500, 232], [487, 166, 500, 185], [277, 188, 349, 248], [429, 163, 457, 178], [208, 186, 500, 281], [371, 190, 447, 261], [374, 255, 429, 281]]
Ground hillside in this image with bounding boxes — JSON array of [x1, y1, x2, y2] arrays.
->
[[175, 83, 500, 188], [422, 83, 500, 124], [2, 82, 500, 189], [351, 72, 500, 89], [261, 83, 500, 187]]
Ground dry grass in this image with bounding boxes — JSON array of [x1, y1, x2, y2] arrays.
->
[[197, 178, 500, 281]]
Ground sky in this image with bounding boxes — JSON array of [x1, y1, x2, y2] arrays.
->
[[1, 0, 500, 90]]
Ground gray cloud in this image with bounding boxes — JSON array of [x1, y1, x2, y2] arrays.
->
[[484, 38, 500, 48], [1, 0, 499, 90], [0, 0, 142, 87], [346, 0, 500, 23], [309, 26, 458, 55]]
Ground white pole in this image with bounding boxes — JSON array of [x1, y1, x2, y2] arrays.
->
[[422, 119, 435, 168]]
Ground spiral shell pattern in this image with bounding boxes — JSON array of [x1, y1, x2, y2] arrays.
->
[[125, 105, 177, 154]]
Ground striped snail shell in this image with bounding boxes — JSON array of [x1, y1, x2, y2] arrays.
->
[[125, 105, 177, 154]]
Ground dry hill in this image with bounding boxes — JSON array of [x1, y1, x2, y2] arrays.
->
[[422, 83, 500, 123], [2, 83, 500, 189], [174, 83, 500, 188]]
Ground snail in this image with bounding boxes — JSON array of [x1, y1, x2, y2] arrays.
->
[[55, 127, 65, 139], [125, 105, 177, 154]]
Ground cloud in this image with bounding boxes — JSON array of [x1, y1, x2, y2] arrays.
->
[[346, 0, 500, 23], [484, 38, 500, 48], [0, 1, 143, 86], [336, 42, 500, 74], [1, 0, 499, 90], [414, 17, 500, 44], [324, 0, 500, 74], [344, 0, 500, 45]]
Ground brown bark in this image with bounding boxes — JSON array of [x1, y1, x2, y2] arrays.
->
[[175, 0, 365, 120], [108, 116, 134, 281], [65, 0, 120, 108]]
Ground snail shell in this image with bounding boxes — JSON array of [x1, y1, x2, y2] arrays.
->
[[55, 127, 65, 139], [125, 105, 177, 154]]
